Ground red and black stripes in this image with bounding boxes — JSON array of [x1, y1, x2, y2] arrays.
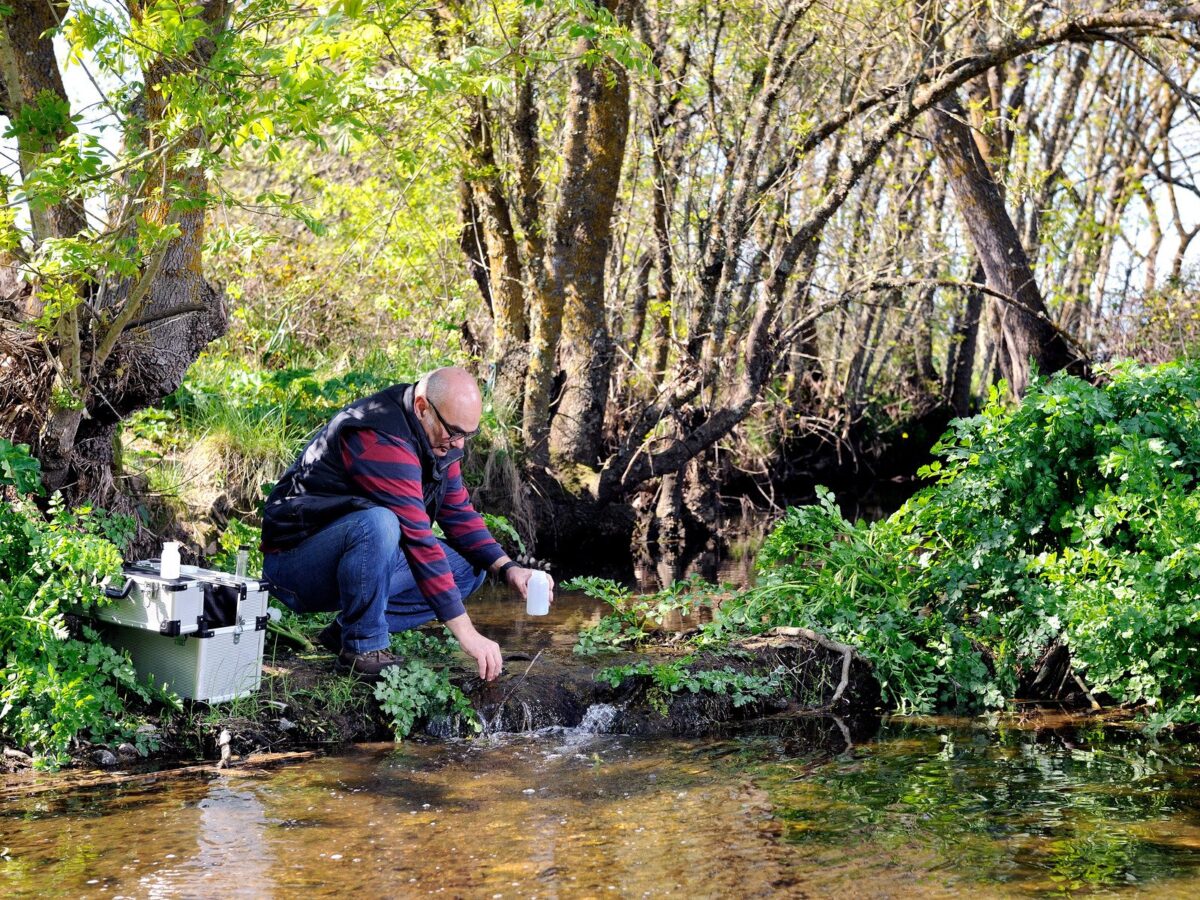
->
[[340, 429, 504, 620]]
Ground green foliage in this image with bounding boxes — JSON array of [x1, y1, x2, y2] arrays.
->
[[0, 439, 43, 494], [567, 576, 639, 652], [482, 513, 526, 557], [714, 361, 1200, 726], [389, 628, 461, 663], [0, 444, 163, 767], [371, 629, 480, 739], [596, 660, 788, 713], [160, 348, 428, 447], [373, 658, 477, 740], [569, 575, 718, 654], [715, 488, 994, 713], [209, 518, 264, 577]]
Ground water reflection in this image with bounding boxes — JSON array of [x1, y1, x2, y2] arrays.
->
[[162, 783, 276, 897], [5, 718, 1200, 897], [628, 478, 917, 594], [632, 541, 760, 593], [747, 717, 1200, 895], [466, 583, 611, 654]]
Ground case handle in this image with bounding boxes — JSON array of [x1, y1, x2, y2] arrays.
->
[[102, 576, 133, 599]]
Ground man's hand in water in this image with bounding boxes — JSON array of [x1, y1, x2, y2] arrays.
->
[[445, 613, 503, 681]]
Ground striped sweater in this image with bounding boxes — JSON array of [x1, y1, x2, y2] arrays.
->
[[340, 428, 506, 621]]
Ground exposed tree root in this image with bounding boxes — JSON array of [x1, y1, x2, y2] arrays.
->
[[768, 626, 855, 708]]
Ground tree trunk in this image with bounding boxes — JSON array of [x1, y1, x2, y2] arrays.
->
[[458, 182, 494, 319], [464, 102, 528, 418], [541, 0, 632, 467], [0, 0, 231, 502], [0, 1, 85, 247], [76, 0, 231, 498], [944, 262, 985, 416], [0, 0, 88, 484], [928, 94, 1079, 394]]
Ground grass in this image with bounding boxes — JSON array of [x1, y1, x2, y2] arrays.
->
[[194, 405, 299, 505], [122, 346, 435, 521]]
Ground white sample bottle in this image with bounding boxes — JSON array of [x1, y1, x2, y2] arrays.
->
[[160, 541, 181, 580], [526, 570, 550, 616]]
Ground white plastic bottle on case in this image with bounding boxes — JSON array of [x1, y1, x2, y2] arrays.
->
[[160, 541, 181, 580], [526, 570, 550, 616]]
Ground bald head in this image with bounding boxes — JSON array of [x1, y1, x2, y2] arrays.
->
[[421, 366, 481, 409], [414, 366, 482, 455]]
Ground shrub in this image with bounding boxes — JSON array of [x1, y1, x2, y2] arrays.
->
[[0, 441, 164, 767], [714, 360, 1200, 727]]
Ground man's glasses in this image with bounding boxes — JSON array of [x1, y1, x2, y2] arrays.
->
[[426, 398, 481, 441]]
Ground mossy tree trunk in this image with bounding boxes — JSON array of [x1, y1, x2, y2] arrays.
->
[[464, 100, 529, 419], [543, 0, 632, 467], [434, 6, 530, 421]]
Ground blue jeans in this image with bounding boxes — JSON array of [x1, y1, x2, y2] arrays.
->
[[263, 508, 488, 653]]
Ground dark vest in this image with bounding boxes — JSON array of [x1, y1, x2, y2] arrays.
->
[[261, 383, 463, 550]]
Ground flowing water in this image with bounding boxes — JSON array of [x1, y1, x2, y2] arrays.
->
[[6, 593, 1200, 897], [5, 717, 1200, 898]]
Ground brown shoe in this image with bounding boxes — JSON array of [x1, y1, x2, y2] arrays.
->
[[336, 648, 405, 681]]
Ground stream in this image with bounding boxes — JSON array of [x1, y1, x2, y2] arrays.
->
[[5, 589, 1200, 897]]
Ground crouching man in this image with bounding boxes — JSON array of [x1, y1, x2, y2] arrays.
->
[[260, 366, 551, 681]]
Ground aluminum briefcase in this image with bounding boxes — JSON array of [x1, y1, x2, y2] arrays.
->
[[97, 562, 270, 637], [93, 563, 273, 702], [103, 618, 267, 703]]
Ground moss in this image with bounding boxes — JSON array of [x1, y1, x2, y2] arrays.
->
[[551, 458, 601, 498]]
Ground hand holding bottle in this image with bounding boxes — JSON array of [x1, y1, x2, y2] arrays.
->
[[504, 565, 555, 615]]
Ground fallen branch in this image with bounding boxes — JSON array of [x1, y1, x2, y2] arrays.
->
[[1071, 671, 1102, 711]]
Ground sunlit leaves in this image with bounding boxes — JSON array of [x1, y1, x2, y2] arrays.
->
[[710, 361, 1200, 726], [3, 90, 78, 149]]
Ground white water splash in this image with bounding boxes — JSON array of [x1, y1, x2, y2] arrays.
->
[[577, 703, 619, 734], [476, 702, 625, 749], [552, 703, 622, 748]]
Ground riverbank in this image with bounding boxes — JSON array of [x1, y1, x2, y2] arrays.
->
[[1, 586, 881, 775]]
